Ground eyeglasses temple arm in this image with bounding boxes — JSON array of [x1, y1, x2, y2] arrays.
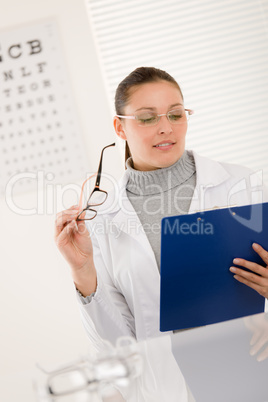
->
[[95, 143, 115, 188], [185, 109, 194, 115], [115, 115, 135, 119]]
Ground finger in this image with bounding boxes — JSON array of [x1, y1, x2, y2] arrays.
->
[[232, 274, 268, 298], [55, 219, 78, 247], [250, 330, 262, 346], [250, 333, 268, 356], [55, 207, 80, 237], [252, 243, 268, 266], [257, 346, 268, 362], [230, 265, 268, 285], [244, 315, 267, 334], [76, 219, 90, 237], [243, 316, 256, 332], [56, 218, 90, 246], [231, 258, 268, 278], [55, 206, 80, 223], [55, 213, 78, 239]]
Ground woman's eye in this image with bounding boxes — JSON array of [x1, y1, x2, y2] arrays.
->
[[141, 117, 155, 123], [169, 113, 183, 120], [137, 114, 156, 123]]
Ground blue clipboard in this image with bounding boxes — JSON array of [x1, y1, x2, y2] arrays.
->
[[160, 202, 268, 332]]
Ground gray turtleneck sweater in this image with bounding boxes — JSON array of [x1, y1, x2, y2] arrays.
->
[[126, 150, 196, 270]]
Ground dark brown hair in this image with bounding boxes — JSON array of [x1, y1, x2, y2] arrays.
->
[[114, 67, 183, 164]]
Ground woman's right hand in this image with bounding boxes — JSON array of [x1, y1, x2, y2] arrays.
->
[[54, 205, 97, 295]]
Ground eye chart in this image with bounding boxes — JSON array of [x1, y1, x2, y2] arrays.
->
[[0, 20, 88, 196]]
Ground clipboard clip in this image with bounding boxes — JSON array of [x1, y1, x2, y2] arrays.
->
[[194, 204, 238, 214], [194, 205, 239, 220]]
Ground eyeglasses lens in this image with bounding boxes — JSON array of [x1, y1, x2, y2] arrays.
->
[[83, 209, 97, 220], [89, 190, 107, 206], [167, 109, 187, 124], [136, 108, 188, 127], [136, 112, 158, 126], [49, 369, 90, 395]]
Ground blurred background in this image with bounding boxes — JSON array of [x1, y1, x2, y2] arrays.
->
[[0, 0, 267, 400]]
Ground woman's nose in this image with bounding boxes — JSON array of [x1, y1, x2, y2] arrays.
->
[[157, 115, 173, 134]]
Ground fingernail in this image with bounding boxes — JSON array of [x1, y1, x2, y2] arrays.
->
[[230, 267, 236, 273], [233, 258, 240, 264], [252, 243, 259, 250], [257, 355, 265, 362]]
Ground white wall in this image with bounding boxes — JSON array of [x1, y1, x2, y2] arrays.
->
[[0, 1, 123, 401]]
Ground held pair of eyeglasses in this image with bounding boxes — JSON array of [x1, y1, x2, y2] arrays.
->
[[76, 143, 115, 222]]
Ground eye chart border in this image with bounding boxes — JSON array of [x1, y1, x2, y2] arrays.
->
[[0, 19, 89, 197]]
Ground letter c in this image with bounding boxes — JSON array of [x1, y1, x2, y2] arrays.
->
[[8, 44, 22, 59]]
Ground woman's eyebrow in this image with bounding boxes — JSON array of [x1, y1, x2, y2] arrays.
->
[[169, 102, 183, 109], [134, 103, 183, 113], [134, 106, 155, 112]]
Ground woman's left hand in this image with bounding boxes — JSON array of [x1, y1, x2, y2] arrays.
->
[[243, 314, 268, 362], [229, 243, 268, 299]]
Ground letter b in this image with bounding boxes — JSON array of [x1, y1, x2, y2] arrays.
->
[[27, 40, 42, 55]]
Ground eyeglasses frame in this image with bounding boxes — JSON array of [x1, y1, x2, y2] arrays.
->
[[76, 143, 115, 221], [116, 108, 194, 126], [36, 335, 142, 398], [39, 357, 131, 398]]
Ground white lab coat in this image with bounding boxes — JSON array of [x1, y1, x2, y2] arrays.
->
[[77, 151, 267, 351]]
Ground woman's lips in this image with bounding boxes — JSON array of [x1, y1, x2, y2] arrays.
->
[[153, 142, 175, 150]]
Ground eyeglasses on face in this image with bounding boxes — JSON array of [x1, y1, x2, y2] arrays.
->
[[116, 108, 194, 127], [76, 143, 115, 221]]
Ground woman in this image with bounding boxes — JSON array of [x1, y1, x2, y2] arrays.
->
[[55, 67, 268, 350]]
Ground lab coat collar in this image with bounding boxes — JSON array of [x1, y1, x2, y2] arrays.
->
[[192, 150, 230, 186], [110, 150, 231, 215], [104, 151, 231, 261], [188, 150, 230, 213]]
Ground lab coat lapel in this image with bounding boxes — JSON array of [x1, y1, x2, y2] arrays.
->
[[188, 151, 231, 213]]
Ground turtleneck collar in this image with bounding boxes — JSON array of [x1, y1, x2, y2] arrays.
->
[[125, 150, 196, 196]]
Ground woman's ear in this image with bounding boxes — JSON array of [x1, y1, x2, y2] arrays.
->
[[113, 116, 127, 140]]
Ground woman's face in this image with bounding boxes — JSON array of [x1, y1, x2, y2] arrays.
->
[[114, 80, 188, 171]]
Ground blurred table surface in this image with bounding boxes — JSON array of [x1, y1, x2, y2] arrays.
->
[[2, 312, 268, 402], [133, 311, 268, 402]]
